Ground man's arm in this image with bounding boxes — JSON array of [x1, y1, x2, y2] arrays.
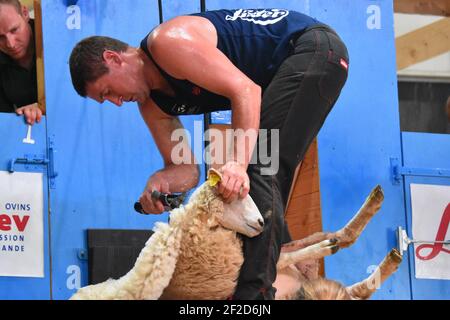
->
[[139, 98, 200, 213], [150, 16, 262, 202]]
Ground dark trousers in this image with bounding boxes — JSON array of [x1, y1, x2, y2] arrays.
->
[[233, 24, 349, 300]]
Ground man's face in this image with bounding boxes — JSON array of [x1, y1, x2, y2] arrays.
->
[[0, 4, 31, 61], [86, 50, 149, 107]]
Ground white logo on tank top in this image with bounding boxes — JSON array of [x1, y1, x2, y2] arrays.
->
[[225, 9, 289, 25]]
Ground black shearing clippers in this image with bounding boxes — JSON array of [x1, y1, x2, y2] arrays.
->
[[134, 191, 186, 215]]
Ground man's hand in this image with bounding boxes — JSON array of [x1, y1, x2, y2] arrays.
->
[[16, 103, 42, 125], [138, 174, 170, 214], [218, 161, 250, 203]]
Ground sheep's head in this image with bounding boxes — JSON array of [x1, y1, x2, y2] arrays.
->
[[187, 169, 264, 237]]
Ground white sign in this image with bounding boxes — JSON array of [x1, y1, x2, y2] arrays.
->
[[0, 171, 44, 277], [411, 184, 450, 280]]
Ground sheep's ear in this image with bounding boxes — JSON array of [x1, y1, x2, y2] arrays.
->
[[207, 168, 222, 187]]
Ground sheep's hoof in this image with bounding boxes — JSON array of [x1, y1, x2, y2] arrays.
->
[[331, 245, 339, 255]]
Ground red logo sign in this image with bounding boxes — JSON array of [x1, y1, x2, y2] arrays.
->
[[416, 203, 450, 260], [0, 214, 30, 232]]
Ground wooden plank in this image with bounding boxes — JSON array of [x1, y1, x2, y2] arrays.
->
[[33, 0, 46, 114], [285, 139, 323, 240], [22, 0, 34, 8], [286, 192, 322, 236], [285, 139, 324, 276], [396, 17, 450, 70], [394, 0, 450, 16]]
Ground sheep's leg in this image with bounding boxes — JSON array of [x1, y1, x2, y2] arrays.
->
[[334, 185, 384, 248], [277, 238, 338, 270], [277, 185, 384, 270], [280, 232, 333, 252], [346, 249, 403, 300]]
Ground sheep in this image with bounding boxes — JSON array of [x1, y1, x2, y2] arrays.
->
[[274, 184, 403, 300], [275, 245, 402, 300], [70, 169, 402, 300], [70, 168, 264, 300]]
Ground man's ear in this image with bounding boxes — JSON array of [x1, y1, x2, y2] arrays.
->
[[21, 5, 30, 22], [102, 50, 122, 68]]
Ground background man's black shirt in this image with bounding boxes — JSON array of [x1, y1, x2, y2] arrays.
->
[[0, 20, 37, 113]]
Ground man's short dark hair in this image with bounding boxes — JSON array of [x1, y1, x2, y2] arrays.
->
[[69, 36, 129, 97], [0, 0, 22, 13]]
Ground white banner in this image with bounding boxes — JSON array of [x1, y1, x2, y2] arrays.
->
[[411, 184, 450, 280], [0, 171, 44, 277]]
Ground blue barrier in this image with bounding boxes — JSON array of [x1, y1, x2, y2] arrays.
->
[[0, 0, 448, 300]]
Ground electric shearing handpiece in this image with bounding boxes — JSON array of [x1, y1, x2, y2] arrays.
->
[[134, 191, 186, 214]]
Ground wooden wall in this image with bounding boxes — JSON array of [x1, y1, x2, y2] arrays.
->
[[285, 139, 322, 241]]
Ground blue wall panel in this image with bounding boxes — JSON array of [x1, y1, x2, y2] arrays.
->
[[402, 132, 450, 300], [40, 0, 173, 299], [0, 115, 50, 299], [402, 132, 450, 169], [0, 115, 47, 172], [205, 0, 410, 299], [3, 0, 440, 300], [161, 0, 201, 21], [311, 0, 410, 300]]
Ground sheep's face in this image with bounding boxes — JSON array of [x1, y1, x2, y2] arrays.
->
[[215, 191, 264, 237], [189, 171, 265, 238]]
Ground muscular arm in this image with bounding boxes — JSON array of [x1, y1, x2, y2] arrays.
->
[[150, 16, 261, 201], [139, 98, 200, 213]]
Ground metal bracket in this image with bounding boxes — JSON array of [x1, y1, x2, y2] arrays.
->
[[9, 137, 58, 188], [9, 155, 48, 172], [48, 138, 58, 189], [390, 157, 450, 185], [396, 226, 450, 256]]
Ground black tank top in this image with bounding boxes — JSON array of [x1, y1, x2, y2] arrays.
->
[[140, 8, 320, 116]]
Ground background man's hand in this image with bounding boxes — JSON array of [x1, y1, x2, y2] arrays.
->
[[218, 161, 250, 203], [139, 174, 170, 214], [16, 103, 42, 125]]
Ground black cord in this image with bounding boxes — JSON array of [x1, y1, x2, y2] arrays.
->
[[158, 0, 164, 23]]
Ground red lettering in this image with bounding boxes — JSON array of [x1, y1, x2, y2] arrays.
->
[[0, 214, 30, 232], [0, 214, 12, 231], [416, 203, 450, 260], [12, 215, 30, 232]]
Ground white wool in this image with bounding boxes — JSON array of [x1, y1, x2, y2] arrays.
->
[[70, 183, 243, 300], [70, 206, 188, 300]]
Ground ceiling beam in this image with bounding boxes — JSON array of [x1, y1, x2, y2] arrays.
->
[[394, 0, 450, 16], [396, 18, 450, 70]]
